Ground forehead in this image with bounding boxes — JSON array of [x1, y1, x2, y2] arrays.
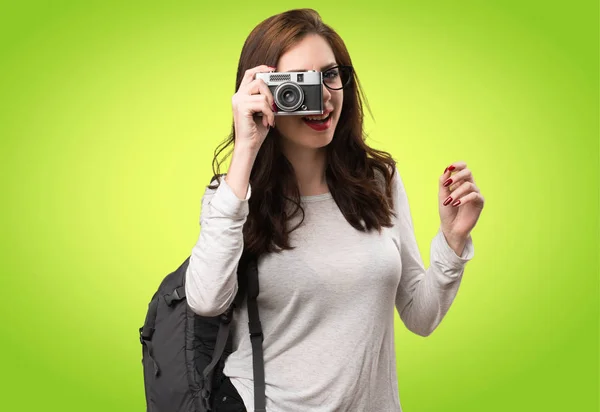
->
[[278, 34, 336, 71]]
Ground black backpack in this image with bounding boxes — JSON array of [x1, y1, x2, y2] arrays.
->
[[139, 251, 266, 412]]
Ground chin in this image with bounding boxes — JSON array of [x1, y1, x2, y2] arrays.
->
[[297, 129, 335, 149], [279, 119, 337, 150]]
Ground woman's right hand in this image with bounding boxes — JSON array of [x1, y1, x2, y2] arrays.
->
[[231, 65, 276, 152]]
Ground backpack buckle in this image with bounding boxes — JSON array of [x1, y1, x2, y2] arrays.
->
[[164, 286, 186, 307], [220, 306, 234, 324], [201, 388, 211, 410], [139, 326, 154, 343], [249, 321, 264, 342]]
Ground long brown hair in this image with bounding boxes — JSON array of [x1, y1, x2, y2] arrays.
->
[[210, 8, 398, 255]]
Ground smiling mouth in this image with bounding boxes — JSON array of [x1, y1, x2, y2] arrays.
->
[[302, 113, 330, 123], [302, 109, 333, 122], [301, 112, 333, 131]]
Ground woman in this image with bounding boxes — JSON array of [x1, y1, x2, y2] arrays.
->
[[185, 8, 484, 412]]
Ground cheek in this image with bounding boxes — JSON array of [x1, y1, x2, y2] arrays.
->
[[275, 116, 301, 134], [333, 93, 343, 113], [276, 116, 294, 128]]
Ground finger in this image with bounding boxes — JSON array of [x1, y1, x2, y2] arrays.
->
[[243, 95, 275, 126], [243, 79, 274, 106], [441, 168, 473, 188], [448, 191, 485, 208], [440, 168, 476, 198], [450, 180, 479, 198], [449, 175, 478, 192], [442, 161, 468, 176], [240, 65, 276, 89]]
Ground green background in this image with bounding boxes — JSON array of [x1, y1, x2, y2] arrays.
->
[[1, 1, 597, 411]]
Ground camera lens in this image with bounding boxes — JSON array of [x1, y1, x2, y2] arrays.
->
[[274, 82, 304, 112], [283, 90, 296, 103]]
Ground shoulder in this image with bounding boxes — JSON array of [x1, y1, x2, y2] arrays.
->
[[372, 161, 405, 198], [372, 162, 397, 187], [378, 162, 411, 219]]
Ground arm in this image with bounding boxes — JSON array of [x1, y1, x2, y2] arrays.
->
[[393, 168, 475, 336], [185, 146, 258, 317]]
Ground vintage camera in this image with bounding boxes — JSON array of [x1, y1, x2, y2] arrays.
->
[[255, 70, 323, 116]]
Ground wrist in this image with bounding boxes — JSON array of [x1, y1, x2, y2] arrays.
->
[[225, 145, 258, 200], [442, 230, 468, 256], [233, 141, 261, 158]]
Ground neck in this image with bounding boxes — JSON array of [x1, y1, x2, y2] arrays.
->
[[280, 143, 328, 196]]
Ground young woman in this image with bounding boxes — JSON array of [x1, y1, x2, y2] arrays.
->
[[185, 8, 484, 412]]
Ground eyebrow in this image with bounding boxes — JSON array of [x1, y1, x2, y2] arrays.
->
[[284, 63, 337, 72]]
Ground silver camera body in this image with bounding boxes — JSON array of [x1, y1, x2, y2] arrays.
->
[[255, 70, 323, 116]]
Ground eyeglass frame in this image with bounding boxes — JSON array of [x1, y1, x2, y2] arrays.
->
[[321, 65, 354, 90]]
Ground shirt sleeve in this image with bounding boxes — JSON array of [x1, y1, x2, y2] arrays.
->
[[393, 167, 474, 336], [185, 175, 252, 316]]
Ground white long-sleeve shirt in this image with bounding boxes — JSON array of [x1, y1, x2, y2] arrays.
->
[[185, 166, 474, 412]]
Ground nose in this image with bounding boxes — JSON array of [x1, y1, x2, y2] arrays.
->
[[322, 82, 332, 106]]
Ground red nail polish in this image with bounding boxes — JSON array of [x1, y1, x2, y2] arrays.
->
[[443, 196, 453, 206], [443, 178, 453, 187], [448, 165, 455, 171], [452, 199, 461, 207], [272, 103, 278, 112]]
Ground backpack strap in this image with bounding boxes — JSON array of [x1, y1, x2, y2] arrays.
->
[[199, 251, 262, 411], [201, 251, 251, 384], [246, 255, 266, 412], [200, 307, 234, 411], [196, 251, 266, 411]]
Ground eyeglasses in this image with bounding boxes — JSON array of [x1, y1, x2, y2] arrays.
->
[[322, 65, 353, 90]]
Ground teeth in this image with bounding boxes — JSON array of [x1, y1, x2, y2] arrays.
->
[[303, 113, 330, 121]]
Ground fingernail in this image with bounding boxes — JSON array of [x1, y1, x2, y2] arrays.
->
[[452, 199, 461, 207], [443, 196, 453, 206], [443, 178, 453, 187], [272, 103, 278, 112]]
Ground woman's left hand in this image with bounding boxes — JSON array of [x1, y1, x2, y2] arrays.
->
[[438, 161, 485, 253]]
